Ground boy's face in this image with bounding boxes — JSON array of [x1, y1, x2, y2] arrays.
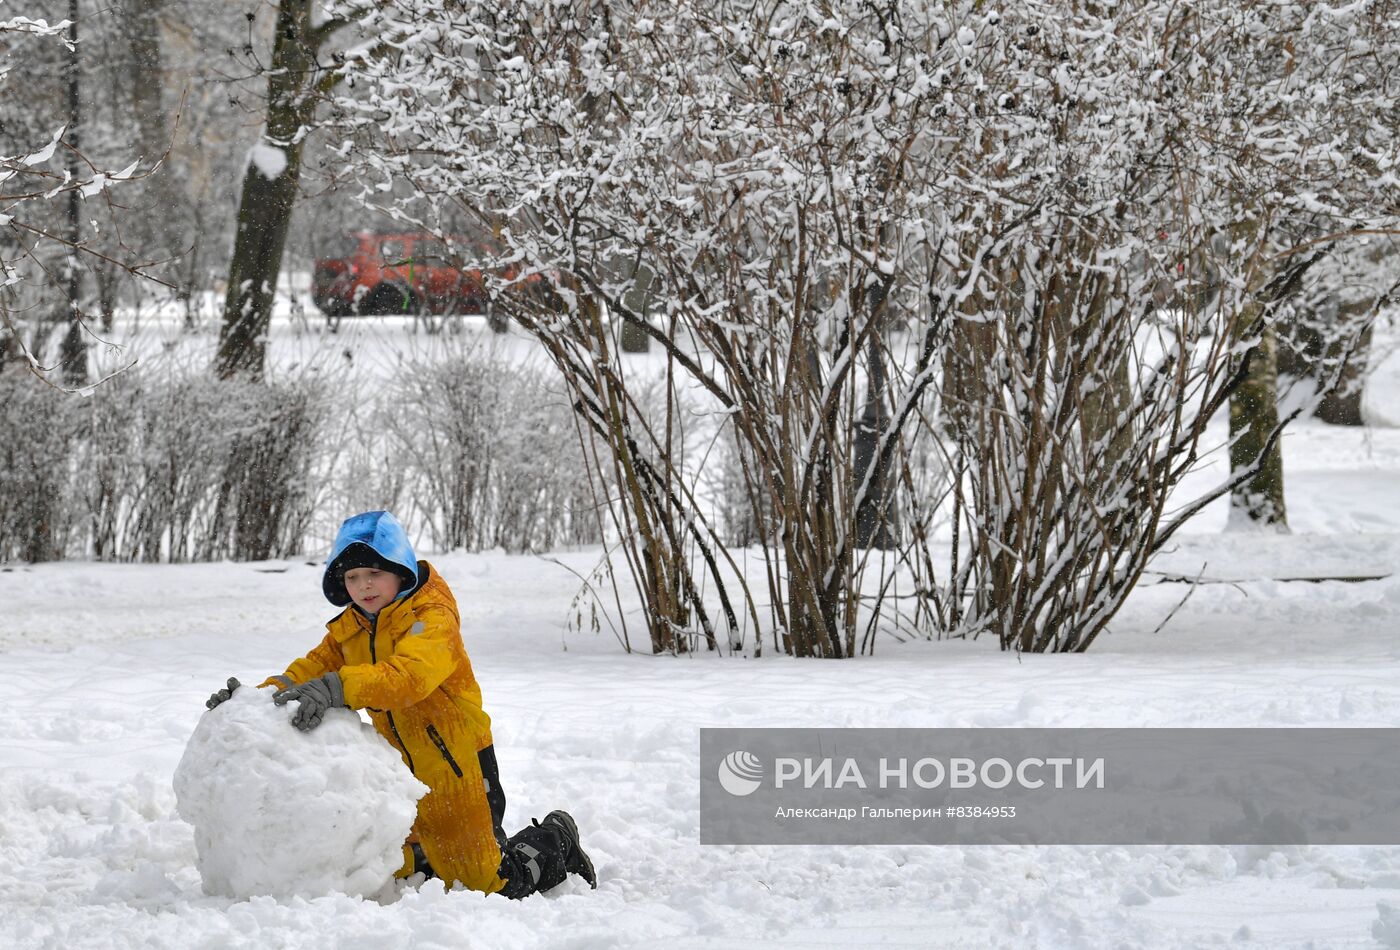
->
[[344, 566, 402, 614]]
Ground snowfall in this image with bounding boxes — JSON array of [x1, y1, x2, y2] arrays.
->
[[4, 300, 1400, 949]]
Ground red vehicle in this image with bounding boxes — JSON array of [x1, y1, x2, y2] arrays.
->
[[312, 231, 492, 330]]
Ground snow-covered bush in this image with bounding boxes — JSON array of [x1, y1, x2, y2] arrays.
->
[[173, 687, 426, 900], [325, 0, 1400, 655], [0, 371, 77, 560], [914, 3, 1400, 649], [2, 351, 610, 565], [0, 368, 326, 562], [379, 350, 602, 554]]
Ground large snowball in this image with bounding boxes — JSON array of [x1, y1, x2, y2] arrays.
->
[[173, 686, 427, 899]]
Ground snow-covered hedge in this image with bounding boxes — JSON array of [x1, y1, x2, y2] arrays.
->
[[347, 351, 603, 554], [0, 356, 599, 563], [0, 370, 325, 563]]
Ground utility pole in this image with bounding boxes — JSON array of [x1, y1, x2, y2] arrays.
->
[[59, 0, 88, 386]]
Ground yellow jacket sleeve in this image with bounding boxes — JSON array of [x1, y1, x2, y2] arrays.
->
[[257, 630, 346, 689], [339, 604, 459, 711]]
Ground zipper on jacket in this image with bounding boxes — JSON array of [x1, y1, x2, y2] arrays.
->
[[425, 723, 464, 778], [370, 613, 416, 776]]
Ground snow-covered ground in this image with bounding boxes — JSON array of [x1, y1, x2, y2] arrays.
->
[[5, 306, 1400, 948]]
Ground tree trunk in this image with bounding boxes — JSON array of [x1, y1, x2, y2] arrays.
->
[[854, 326, 896, 549], [60, 0, 87, 387], [122, 0, 186, 294], [939, 307, 996, 442], [95, 261, 119, 334], [1315, 298, 1373, 426], [617, 258, 653, 353], [1229, 319, 1288, 530], [123, 0, 170, 164], [1274, 307, 1323, 381], [1277, 294, 1372, 426], [214, 0, 320, 380], [0, 284, 20, 371]]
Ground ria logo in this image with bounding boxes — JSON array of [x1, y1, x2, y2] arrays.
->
[[718, 750, 764, 796]]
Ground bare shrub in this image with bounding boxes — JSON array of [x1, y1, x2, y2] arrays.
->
[[564, 348, 750, 655], [84, 374, 142, 560], [202, 379, 327, 561], [131, 378, 246, 562], [332, 0, 1400, 657], [0, 375, 77, 561], [72, 373, 326, 563], [385, 351, 602, 555], [324, 407, 410, 544], [7, 350, 594, 566], [77, 376, 252, 563]]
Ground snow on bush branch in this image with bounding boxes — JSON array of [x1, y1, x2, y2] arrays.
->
[[324, 1, 1400, 654]]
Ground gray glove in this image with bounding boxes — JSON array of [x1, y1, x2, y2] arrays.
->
[[206, 677, 241, 710], [272, 673, 346, 731]]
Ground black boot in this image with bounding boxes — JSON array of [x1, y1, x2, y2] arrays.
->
[[496, 811, 598, 899], [541, 810, 597, 889]]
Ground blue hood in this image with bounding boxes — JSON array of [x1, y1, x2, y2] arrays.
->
[[322, 510, 421, 606]]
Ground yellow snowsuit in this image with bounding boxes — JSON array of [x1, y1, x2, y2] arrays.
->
[[261, 561, 505, 893]]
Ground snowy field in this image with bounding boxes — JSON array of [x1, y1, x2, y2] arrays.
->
[[4, 304, 1400, 948]]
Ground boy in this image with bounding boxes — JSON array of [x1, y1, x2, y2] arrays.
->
[[206, 510, 595, 898]]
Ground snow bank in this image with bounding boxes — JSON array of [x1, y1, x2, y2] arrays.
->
[[172, 687, 426, 900]]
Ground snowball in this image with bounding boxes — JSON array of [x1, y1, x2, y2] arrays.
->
[[173, 686, 427, 900]]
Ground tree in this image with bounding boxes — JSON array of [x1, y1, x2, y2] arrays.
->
[[1277, 237, 1400, 427], [57, 0, 85, 385], [1, 10, 157, 390], [213, 1, 349, 379], [1229, 322, 1288, 530]]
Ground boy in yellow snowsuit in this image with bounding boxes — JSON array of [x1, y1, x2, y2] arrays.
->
[[206, 510, 595, 898]]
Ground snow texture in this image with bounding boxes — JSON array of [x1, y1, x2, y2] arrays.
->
[[172, 687, 426, 900], [1375, 901, 1400, 948]]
